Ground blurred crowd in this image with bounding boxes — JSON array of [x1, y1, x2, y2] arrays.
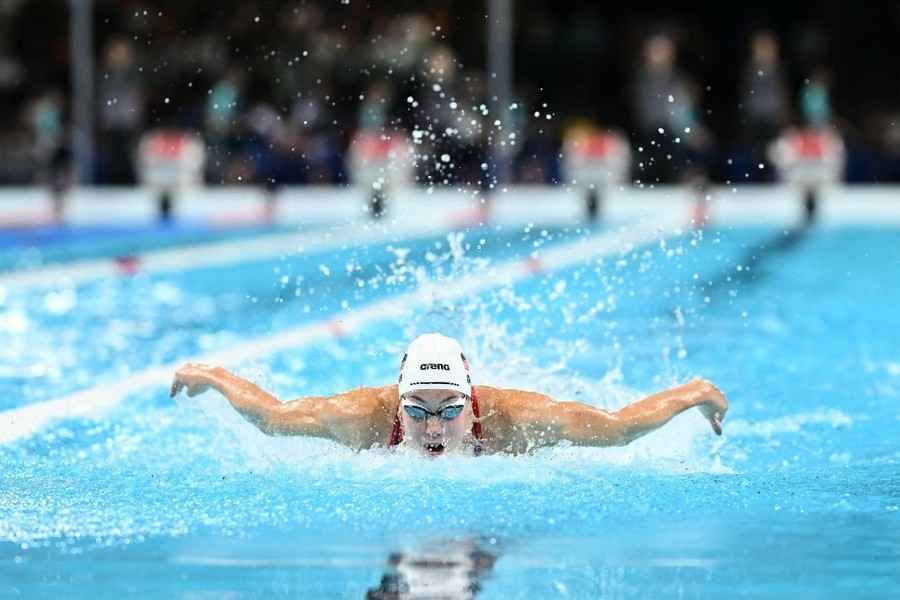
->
[[2, 0, 900, 188]]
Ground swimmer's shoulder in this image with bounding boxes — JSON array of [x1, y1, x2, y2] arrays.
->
[[474, 386, 555, 453], [333, 384, 398, 418], [475, 385, 554, 420], [323, 384, 397, 449]]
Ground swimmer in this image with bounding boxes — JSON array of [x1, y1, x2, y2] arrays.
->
[[170, 333, 728, 456]]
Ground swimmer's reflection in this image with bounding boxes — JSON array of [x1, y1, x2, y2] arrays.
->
[[365, 538, 498, 599]]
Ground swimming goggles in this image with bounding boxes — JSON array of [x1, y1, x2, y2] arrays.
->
[[401, 399, 467, 422]]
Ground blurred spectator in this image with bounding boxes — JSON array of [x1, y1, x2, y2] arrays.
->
[[97, 36, 144, 184], [406, 43, 479, 188], [205, 67, 246, 183], [358, 80, 394, 132], [376, 14, 436, 84], [515, 112, 560, 184], [27, 90, 64, 168], [801, 67, 833, 128], [289, 84, 343, 183], [410, 45, 494, 191], [26, 89, 70, 208], [206, 67, 245, 139], [243, 99, 284, 185], [741, 32, 790, 144], [735, 31, 790, 182], [632, 33, 711, 185]]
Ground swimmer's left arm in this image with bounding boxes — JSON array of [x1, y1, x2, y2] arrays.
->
[[605, 379, 728, 443], [501, 379, 727, 447], [496, 390, 627, 447]]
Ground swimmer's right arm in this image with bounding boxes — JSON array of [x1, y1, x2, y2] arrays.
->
[[170, 363, 388, 448], [170, 363, 295, 434]]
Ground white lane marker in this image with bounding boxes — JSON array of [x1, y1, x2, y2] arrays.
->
[[0, 219, 679, 444], [0, 216, 467, 289]]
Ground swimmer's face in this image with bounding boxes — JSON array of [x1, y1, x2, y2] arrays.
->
[[399, 389, 473, 458]]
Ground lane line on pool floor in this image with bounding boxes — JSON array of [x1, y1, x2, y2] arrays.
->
[[0, 217, 681, 445]]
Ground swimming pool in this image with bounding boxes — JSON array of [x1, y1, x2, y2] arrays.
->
[[1, 191, 898, 597]]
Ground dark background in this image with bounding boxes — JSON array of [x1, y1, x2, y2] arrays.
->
[[2, 0, 899, 184]]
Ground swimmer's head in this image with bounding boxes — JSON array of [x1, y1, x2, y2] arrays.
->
[[398, 333, 474, 457]]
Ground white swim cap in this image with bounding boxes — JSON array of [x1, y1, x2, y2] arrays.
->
[[398, 333, 472, 397]]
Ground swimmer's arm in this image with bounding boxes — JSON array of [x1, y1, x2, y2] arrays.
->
[[171, 363, 287, 434], [171, 363, 389, 448], [604, 379, 728, 443], [498, 390, 626, 447], [275, 387, 390, 449], [502, 379, 727, 447]]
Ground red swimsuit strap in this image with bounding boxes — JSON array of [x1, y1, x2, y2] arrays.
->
[[470, 387, 484, 440], [388, 411, 403, 446], [387, 387, 483, 447]]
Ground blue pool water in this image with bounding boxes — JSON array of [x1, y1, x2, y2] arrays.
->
[[0, 222, 298, 271], [1, 216, 898, 597]]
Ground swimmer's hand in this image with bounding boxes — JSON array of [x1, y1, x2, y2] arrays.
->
[[170, 362, 219, 398], [691, 378, 728, 435]]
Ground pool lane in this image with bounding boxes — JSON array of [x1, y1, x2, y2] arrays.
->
[[2, 225, 899, 598]]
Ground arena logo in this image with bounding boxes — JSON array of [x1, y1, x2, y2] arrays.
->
[[420, 363, 450, 371]]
